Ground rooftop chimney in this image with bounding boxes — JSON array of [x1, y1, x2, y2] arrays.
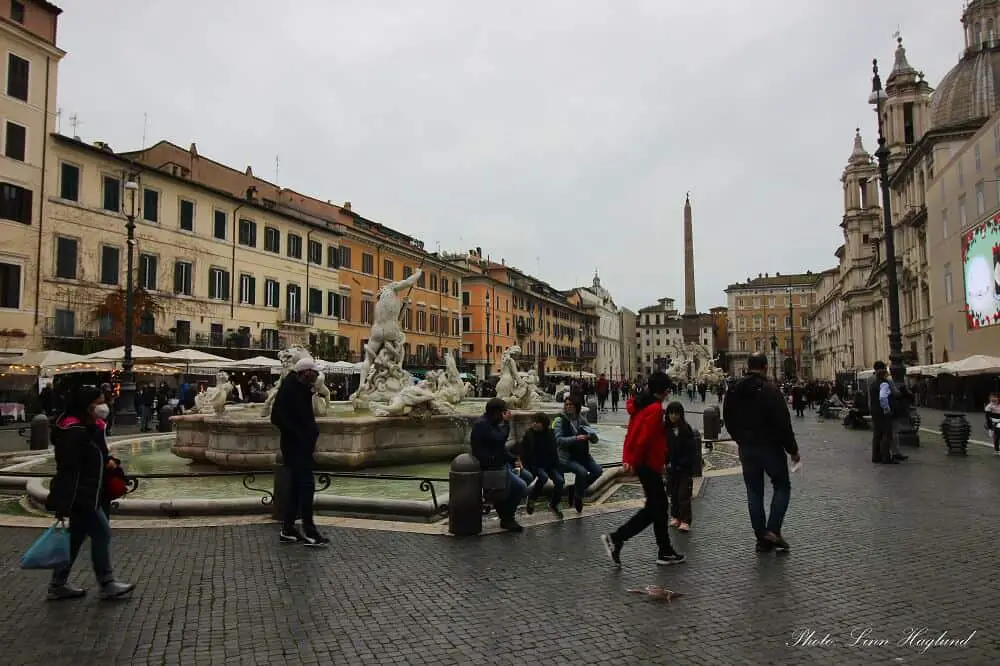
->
[[343, 201, 352, 211]]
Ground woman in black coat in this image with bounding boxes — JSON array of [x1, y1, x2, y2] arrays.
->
[[665, 401, 698, 532], [45, 385, 135, 601]]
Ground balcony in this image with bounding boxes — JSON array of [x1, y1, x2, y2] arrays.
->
[[580, 342, 598, 359], [279, 312, 314, 328]]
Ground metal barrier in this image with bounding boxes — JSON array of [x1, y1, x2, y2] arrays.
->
[[0, 470, 449, 516]]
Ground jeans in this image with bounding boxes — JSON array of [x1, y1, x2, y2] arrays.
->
[[495, 465, 527, 520], [516, 467, 533, 486], [282, 455, 316, 530], [667, 470, 693, 524], [561, 457, 603, 498], [611, 397, 619, 412], [528, 467, 564, 505], [139, 405, 153, 431], [51, 506, 113, 587], [612, 465, 673, 553], [739, 445, 791, 538]]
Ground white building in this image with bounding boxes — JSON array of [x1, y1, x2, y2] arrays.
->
[[570, 272, 621, 379], [635, 297, 713, 375]]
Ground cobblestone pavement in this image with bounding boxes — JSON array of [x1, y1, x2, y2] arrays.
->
[[2, 413, 1000, 665]]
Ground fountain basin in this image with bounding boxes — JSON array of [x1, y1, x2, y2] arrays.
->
[[171, 406, 563, 470]]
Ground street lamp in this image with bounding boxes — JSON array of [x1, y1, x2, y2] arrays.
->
[[770, 333, 778, 382], [869, 58, 916, 444], [117, 177, 140, 426], [786, 284, 795, 380]]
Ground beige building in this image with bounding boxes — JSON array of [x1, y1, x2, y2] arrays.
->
[[36, 134, 340, 353], [725, 272, 820, 378], [618, 307, 636, 379], [634, 297, 713, 375], [0, 0, 63, 355]]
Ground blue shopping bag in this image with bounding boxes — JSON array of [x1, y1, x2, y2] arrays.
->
[[20, 520, 70, 570]]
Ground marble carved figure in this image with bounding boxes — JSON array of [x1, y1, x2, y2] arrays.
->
[[261, 347, 309, 417], [371, 380, 456, 417], [495, 345, 533, 409], [434, 351, 467, 405], [312, 371, 332, 417], [195, 371, 234, 416]]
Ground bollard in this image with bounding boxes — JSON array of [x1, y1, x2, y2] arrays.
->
[[448, 453, 484, 536], [271, 458, 291, 522], [156, 405, 174, 432], [703, 405, 721, 442], [587, 398, 599, 424], [692, 429, 704, 477], [29, 414, 50, 450]]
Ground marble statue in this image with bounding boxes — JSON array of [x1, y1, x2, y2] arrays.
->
[[433, 351, 467, 405], [664, 342, 720, 385], [261, 347, 309, 417], [195, 371, 233, 416], [495, 345, 535, 409], [522, 368, 546, 405], [312, 370, 332, 417], [371, 380, 456, 418], [352, 270, 423, 412]]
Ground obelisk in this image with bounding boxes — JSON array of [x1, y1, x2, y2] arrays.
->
[[683, 193, 696, 315]]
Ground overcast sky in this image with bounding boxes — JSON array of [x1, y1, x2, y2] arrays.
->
[[56, 0, 963, 311]]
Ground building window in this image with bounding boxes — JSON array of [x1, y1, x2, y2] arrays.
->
[[340, 295, 351, 322], [976, 182, 985, 215], [264, 279, 280, 308], [768, 315, 776, 329], [327, 290, 340, 317], [327, 245, 339, 268], [59, 162, 79, 201], [403, 265, 413, 279], [430, 313, 438, 334], [6, 54, 28, 102], [179, 199, 194, 231], [264, 226, 280, 253], [383, 259, 394, 280], [944, 262, 953, 304], [430, 273, 438, 291], [441, 277, 449, 294], [173, 261, 193, 296], [942, 208, 949, 239], [285, 284, 301, 321], [138, 313, 155, 336], [0, 181, 31, 224], [308, 240, 322, 265], [287, 233, 302, 259], [55, 237, 77, 279], [361, 253, 374, 275], [101, 176, 120, 212], [138, 253, 158, 290], [10, 1, 25, 23], [100, 246, 119, 286], [142, 188, 159, 222], [417, 271, 425, 288], [261, 328, 279, 350], [975, 144, 982, 172], [208, 267, 230, 301], [462, 291, 470, 306], [175, 320, 191, 345], [239, 274, 256, 305], [784, 315, 792, 329], [309, 288, 322, 314], [54, 309, 75, 337], [213, 210, 227, 240], [339, 246, 352, 269], [238, 218, 257, 247], [958, 159, 964, 187], [362, 299, 373, 324], [0, 261, 21, 308], [959, 195, 967, 228]]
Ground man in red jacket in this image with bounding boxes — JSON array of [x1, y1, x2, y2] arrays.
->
[[601, 371, 685, 567]]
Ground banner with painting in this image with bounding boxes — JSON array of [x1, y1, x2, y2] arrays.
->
[[962, 213, 1000, 329]]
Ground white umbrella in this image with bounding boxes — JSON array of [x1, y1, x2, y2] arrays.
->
[[0, 350, 86, 372], [323, 360, 363, 375], [211, 356, 283, 373], [85, 345, 177, 363], [164, 348, 231, 363], [938, 354, 1000, 377]]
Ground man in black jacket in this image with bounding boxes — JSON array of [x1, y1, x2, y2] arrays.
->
[[271, 357, 329, 546], [470, 398, 526, 532], [869, 361, 907, 464], [723, 353, 800, 553]]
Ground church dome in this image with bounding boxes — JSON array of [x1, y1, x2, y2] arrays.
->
[[930, 0, 1000, 131], [929, 48, 1000, 131]]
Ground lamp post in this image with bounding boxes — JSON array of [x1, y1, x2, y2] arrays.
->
[[770, 333, 778, 382], [485, 291, 491, 379], [870, 58, 917, 445], [578, 323, 584, 381], [117, 177, 140, 426], [786, 284, 795, 380]]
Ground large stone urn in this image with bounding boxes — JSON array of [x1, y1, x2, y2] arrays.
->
[[940, 413, 971, 456]]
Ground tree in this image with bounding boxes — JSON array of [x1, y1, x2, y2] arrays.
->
[[91, 287, 168, 348]]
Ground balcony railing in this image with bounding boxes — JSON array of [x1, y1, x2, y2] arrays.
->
[[279, 312, 314, 327]]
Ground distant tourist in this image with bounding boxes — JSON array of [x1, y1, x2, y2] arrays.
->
[[987, 393, 1000, 455], [46, 385, 135, 600], [869, 361, 907, 464], [601, 371, 684, 567], [610, 381, 620, 412], [271, 358, 329, 547], [470, 398, 526, 532], [723, 352, 799, 553], [553, 395, 602, 514], [665, 401, 697, 533], [596, 373, 610, 412]]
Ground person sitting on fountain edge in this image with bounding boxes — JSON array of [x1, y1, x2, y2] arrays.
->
[[554, 394, 602, 514], [270, 357, 330, 547], [517, 412, 565, 518], [470, 398, 526, 532]]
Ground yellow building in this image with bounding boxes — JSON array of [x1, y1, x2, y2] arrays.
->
[[122, 140, 464, 365], [34, 134, 340, 355], [0, 0, 63, 355], [725, 272, 821, 379]]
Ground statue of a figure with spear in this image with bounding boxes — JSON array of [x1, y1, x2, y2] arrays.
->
[[356, 262, 424, 388]]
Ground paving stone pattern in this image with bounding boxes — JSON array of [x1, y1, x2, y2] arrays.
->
[[2, 414, 1000, 664]]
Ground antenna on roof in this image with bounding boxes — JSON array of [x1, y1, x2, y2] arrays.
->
[[141, 112, 148, 149], [69, 113, 81, 139], [275, 154, 280, 186]]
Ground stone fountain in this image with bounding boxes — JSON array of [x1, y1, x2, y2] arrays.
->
[[171, 270, 562, 470]]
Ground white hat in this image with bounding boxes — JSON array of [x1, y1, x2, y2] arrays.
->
[[294, 358, 319, 373]]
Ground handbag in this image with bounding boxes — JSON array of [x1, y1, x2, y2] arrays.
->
[[21, 520, 71, 570], [482, 468, 510, 499], [105, 464, 129, 501]]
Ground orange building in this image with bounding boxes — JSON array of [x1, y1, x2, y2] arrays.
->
[[123, 141, 463, 365], [448, 250, 597, 379], [710, 306, 729, 369]]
